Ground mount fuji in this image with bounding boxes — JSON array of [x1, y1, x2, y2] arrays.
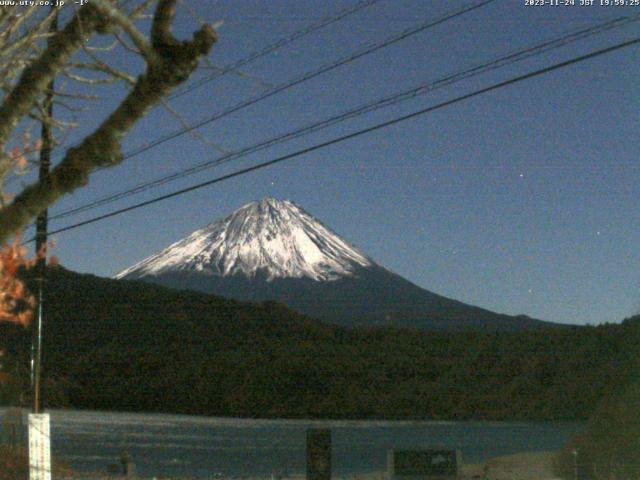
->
[[116, 198, 553, 331]]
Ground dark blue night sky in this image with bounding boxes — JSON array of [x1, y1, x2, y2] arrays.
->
[[25, 0, 640, 325]]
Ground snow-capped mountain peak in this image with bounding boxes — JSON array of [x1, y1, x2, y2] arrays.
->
[[116, 198, 372, 282]]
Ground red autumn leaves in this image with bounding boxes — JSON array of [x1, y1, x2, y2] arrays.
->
[[0, 239, 56, 327], [0, 240, 36, 327]]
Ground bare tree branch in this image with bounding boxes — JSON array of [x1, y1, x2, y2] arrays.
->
[[0, 0, 217, 242], [91, 0, 158, 62], [160, 98, 228, 154], [0, 5, 107, 152]]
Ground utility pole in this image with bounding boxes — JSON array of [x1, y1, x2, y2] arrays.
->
[[27, 10, 58, 480], [31, 4, 58, 416]]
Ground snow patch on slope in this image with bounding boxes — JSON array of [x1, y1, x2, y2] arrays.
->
[[116, 198, 372, 282]]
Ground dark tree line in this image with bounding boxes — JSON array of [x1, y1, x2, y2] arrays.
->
[[1, 267, 638, 423]]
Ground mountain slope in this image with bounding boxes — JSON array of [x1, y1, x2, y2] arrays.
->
[[2, 267, 635, 420], [142, 266, 548, 331], [117, 198, 554, 331], [117, 198, 371, 281]]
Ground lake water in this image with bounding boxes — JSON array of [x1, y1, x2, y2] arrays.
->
[[1, 408, 584, 478]]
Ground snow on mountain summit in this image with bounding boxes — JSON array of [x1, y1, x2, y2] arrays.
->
[[116, 198, 372, 282]]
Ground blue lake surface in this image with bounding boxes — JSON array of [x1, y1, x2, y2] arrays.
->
[[1, 409, 584, 478]]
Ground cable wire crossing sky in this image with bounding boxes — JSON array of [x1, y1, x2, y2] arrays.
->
[[29, 0, 640, 326]]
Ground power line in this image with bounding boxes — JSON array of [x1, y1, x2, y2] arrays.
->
[[39, 0, 382, 169], [118, 0, 497, 162], [167, 0, 385, 101], [35, 36, 640, 240], [49, 13, 640, 222], [31, 0, 495, 227]]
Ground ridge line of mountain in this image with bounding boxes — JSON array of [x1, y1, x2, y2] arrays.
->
[[116, 197, 557, 331]]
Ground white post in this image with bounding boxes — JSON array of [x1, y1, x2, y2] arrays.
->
[[28, 413, 52, 480]]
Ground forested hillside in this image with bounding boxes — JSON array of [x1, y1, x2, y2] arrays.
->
[[1, 267, 638, 420], [554, 316, 640, 479]]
